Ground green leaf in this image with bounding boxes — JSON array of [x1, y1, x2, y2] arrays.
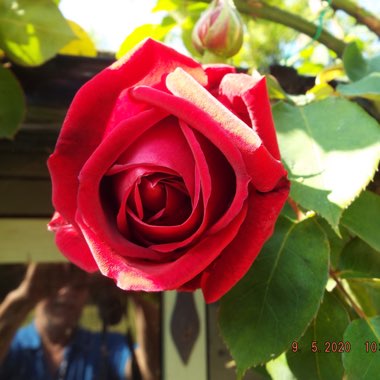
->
[[343, 316, 380, 380], [342, 42, 369, 82], [347, 279, 380, 317], [341, 191, 380, 252], [273, 98, 380, 231], [219, 217, 329, 373], [338, 238, 380, 279], [0, 0, 75, 66], [152, 0, 181, 12], [266, 353, 296, 380], [287, 291, 350, 380], [337, 72, 380, 101], [0, 65, 25, 138], [318, 218, 351, 269], [368, 55, 380, 75], [266, 74, 289, 101], [116, 17, 176, 59]]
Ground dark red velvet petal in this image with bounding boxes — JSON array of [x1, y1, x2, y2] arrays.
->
[[202, 64, 236, 91], [76, 203, 248, 291], [180, 122, 249, 235], [48, 38, 206, 227], [48, 212, 98, 272], [76, 108, 181, 262], [200, 186, 290, 303], [132, 74, 285, 193], [113, 117, 196, 200], [218, 73, 281, 160]]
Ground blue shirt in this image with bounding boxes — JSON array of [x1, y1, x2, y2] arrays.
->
[[0, 322, 131, 380]]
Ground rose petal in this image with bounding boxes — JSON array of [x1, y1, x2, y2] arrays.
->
[[113, 117, 196, 200], [166, 68, 286, 190], [218, 73, 281, 160], [180, 122, 249, 235], [203, 64, 236, 91], [132, 71, 285, 192], [48, 38, 206, 226], [48, 212, 98, 272], [76, 202, 248, 291], [200, 186, 290, 303], [76, 108, 179, 262]]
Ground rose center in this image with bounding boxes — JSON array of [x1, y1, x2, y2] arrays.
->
[[129, 174, 192, 226]]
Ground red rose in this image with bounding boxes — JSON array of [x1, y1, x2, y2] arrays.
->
[[48, 39, 289, 303]]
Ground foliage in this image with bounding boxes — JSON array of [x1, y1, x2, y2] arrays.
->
[[1, 0, 380, 379], [0, 0, 95, 138]]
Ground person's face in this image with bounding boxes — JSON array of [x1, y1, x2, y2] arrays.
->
[[36, 265, 90, 332]]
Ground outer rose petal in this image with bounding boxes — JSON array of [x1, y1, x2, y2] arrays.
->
[[218, 73, 281, 160], [48, 38, 206, 226], [200, 186, 290, 303], [48, 212, 98, 272], [77, 203, 248, 291]]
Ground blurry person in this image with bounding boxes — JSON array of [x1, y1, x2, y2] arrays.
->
[[0, 263, 160, 380]]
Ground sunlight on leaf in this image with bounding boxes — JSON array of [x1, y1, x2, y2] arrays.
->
[[341, 191, 380, 252], [59, 20, 97, 57], [273, 98, 380, 231], [337, 72, 380, 101], [116, 18, 176, 59], [0, 0, 74, 66]]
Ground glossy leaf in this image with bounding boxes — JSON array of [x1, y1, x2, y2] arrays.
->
[[343, 316, 380, 380], [219, 217, 329, 375], [338, 238, 380, 279], [0, 0, 74, 66], [287, 291, 350, 380], [0, 65, 25, 138], [341, 191, 380, 252], [273, 98, 380, 231], [337, 72, 380, 101], [317, 218, 350, 269]]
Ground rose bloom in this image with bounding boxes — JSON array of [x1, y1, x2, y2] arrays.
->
[[48, 39, 289, 303]]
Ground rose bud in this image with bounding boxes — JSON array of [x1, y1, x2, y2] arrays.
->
[[48, 39, 289, 303], [192, 0, 244, 58]]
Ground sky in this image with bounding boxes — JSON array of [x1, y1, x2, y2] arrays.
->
[[59, 0, 160, 52]]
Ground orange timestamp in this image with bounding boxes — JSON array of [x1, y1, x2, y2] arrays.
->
[[291, 341, 351, 353]]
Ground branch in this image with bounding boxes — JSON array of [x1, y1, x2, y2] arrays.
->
[[329, 269, 366, 319], [331, 0, 380, 37], [234, 0, 346, 56]]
